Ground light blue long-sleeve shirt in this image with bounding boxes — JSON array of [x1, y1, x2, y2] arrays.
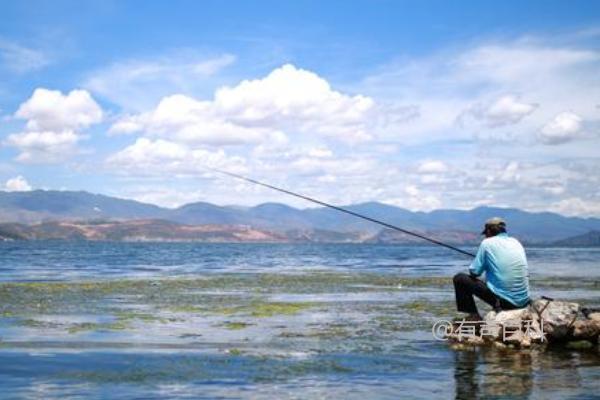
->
[[469, 233, 530, 307]]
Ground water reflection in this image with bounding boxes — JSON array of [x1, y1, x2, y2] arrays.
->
[[455, 348, 534, 399], [453, 347, 599, 400]]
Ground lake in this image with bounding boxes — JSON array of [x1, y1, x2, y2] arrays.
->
[[0, 242, 599, 399]]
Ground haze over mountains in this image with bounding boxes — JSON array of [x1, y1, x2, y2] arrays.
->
[[1, 190, 599, 244]]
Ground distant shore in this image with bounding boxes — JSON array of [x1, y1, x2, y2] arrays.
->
[[1, 219, 598, 247]]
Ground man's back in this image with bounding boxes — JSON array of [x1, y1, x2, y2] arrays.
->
[[469, 233, 530, 307]]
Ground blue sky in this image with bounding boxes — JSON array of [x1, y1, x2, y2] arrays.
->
[[1, 1, 599, 216]]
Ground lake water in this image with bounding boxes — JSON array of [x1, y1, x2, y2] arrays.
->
[[0, 242, 598, 399]]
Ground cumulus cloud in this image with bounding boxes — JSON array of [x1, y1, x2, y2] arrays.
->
[[462, 95, 537, 127], [5, 88, 103, 163], [15, 88, 102, 131], [3, 175, 32, 191], [5, 130, 79, 163], [539, 112, 583, 144], [110, 64, 376, 145], [214, 64, 375, 142], [107, 138, 246, 176], [110, 94, 288, 146]]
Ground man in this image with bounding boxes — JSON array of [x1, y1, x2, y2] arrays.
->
[[453, 217, 530, 320]]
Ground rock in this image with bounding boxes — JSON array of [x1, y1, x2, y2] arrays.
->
[[572, 320, 600, 341], [445, 300, 599, 349], [465, 335, 485, 345], [532, 299, 579, 341], [503, 329, 524, 346], [588, 312, 600, 322], [485, 308, 531, 324]]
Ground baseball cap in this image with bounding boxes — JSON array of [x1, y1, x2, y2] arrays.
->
[[481, 217, 506, 234]]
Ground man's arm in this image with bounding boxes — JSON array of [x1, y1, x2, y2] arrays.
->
[[469, 243, 486, 277]]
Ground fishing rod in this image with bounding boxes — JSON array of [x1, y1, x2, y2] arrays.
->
[[205, 167, 476, 258]]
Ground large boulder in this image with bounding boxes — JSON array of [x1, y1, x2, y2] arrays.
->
[[446, 299, 597, 348]]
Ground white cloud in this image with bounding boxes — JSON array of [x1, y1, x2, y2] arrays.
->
[[85, 53, 236, 110], [110, 94, 287, 146], [362, 39, 600, 144], [5, 130, 79, 163], [288, 156, 374, 177], [498, 161, 520, 183], [110, 64, 376, 145], [405, 185, 419, 197], [15, 88, 102, 132], [417, 160, 448, 174], [6, 88, 103, 163], [4, 175, 32, 191], [107, 138, 246, 176], [214, 64, 375, 142], [550, 197, 600, 217], [539, 112, 583, 144], [463, 95, 537, 127], [455, 43, 598, 86], [0, 38, 50, 73], [108, 138, 187, 165], [384, 184, 442, 211], [307, 147, 333, 158]]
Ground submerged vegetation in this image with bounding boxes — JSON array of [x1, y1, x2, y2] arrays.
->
[[1, 272, 597, 341], [0, 272, 465, 348]]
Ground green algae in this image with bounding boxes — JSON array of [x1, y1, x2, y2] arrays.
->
[[0, 273, 476, 345], [0, 272, 452, 311], [249, 302, 315, 317], [167, 305, 207, 314], [532, 277, 600, 290], [308, 325, 352, 339], [375, 316, 407, 332], [114, 310, 171, 324], [17, 318, 63, 329], [218, 301, 317, 317], [0, 271, 449, 295], [565, 340, 594, 350], [222, 321, 253, 330], [67, 320, 130, 334]]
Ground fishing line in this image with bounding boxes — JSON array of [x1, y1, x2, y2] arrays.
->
[[205, 167, 476, 258]]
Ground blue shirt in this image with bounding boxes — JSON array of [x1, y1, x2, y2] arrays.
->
[[469, 233, 530, 307]]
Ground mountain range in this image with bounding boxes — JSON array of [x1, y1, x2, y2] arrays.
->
[[1, 190, 599, 244]]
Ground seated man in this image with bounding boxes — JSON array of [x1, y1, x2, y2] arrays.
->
[[453, 217, 530, 320]]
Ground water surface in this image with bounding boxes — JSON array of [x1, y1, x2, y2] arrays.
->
[[0, 242, 598, 399]]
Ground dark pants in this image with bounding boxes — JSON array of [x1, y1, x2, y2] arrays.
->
[[453, 272, 520, 315]]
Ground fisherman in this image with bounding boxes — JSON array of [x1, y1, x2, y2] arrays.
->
[[453, 217, 530, 321]]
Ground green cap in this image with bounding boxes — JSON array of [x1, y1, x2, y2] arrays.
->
[[482, 217, 506, 234]]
